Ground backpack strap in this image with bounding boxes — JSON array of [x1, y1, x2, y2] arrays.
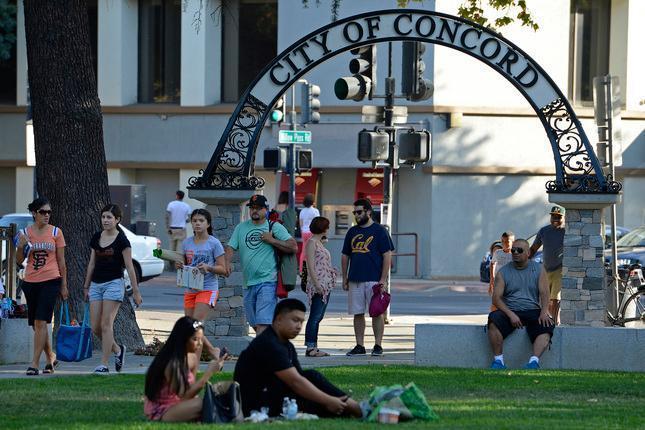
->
[[52, 226, 59, 237]]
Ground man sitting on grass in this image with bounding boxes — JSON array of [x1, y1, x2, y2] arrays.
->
[[234, 298, 363, 418], [488, 239, 555, 369]]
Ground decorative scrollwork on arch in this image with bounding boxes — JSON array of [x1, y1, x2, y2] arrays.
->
[[191, 94, 268, 190], [541, 98, 619, 193]]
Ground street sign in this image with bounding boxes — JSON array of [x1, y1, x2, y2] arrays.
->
[[279, 130, 312, 144]]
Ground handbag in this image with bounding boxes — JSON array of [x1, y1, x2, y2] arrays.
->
[[300, 261, 308, 293], [369, 283, 391, 317], [202, 381, 244, 423], [56, 301, 93, 362], [269, 221, 297, 297]]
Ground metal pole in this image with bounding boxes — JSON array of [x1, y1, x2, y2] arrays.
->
[[382, 42, 395, 323], [606, 77, 619, 305], [289, 85, 297, 210]]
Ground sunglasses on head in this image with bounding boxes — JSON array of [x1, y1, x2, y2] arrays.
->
[[511, 247, 525, 254], [352, 210, 366, 215], [37, 209, 52, 215]]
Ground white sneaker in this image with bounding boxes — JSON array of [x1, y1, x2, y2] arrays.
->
[[93, 365, 109, 374]]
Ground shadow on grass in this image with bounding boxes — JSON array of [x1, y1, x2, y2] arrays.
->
[[1, 366, 643, 429]]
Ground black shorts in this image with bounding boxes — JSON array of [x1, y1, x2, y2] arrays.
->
[[21, 278, 61, 326], [488, 309, 554, 343]]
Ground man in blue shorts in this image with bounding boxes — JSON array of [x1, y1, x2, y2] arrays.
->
[[226, 195, 297, 335], [488, 239, 555, 369]]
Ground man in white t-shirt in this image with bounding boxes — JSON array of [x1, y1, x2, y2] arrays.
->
[[298, 193, 320, 271], [489, 231, 515, 311], [166, 190, 192, 252]]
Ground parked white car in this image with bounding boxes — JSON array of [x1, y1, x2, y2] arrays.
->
[[1, 213, 164, 286]]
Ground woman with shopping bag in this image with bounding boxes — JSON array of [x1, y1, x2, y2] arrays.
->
[[16, 197, 68, 376], [144, 316, 228, 422], [82, 204, 142, 374]]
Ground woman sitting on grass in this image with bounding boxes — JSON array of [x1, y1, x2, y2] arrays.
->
[[144, 316, 227, 422]]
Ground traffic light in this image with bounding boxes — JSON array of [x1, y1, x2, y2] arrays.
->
[[270, 96, 285, 123], [263, 147, 288, 171], [399, 130, 431, 162], [401, 42, 433, 101], [357, 129, 389, 162], [301, 83, 321, 124], [296, 148, 313, 172], [334, 45, 377, 101]]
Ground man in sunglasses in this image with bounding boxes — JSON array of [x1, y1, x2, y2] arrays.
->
[[488, 239, 554, 370], [529, 205, 565, 324], [341, 199, 394, 357], [226, 195, 297, 335]]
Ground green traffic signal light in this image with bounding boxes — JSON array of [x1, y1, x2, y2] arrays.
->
[[270, 109, 284, 122]]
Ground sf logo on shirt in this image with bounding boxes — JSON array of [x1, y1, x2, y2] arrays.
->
[[351, 234, 373, 254]]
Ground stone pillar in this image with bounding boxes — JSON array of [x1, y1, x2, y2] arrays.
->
[[549, 193, 621, 327], [188, 189, 255, 354]]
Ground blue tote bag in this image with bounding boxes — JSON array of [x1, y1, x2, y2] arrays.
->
[[56, 301, 93, 362]]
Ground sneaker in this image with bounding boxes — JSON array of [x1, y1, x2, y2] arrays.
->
[[524, 360, 540, 369], [490, 359, 507, 370], [115, 344, 126, 372], [371, 344, 383, 356], [93, 365, 109, 374], [346, 345, 366, 356]]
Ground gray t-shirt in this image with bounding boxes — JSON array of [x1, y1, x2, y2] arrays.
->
[[533, 224, 565, 272], [499, 261, 542, 312], [491, 249, 513, 276]]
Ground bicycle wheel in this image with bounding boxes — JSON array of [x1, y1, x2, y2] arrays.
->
[[620, 290, 645, 326]]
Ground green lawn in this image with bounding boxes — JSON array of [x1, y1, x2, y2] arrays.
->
[[2, 366, 643, 429]]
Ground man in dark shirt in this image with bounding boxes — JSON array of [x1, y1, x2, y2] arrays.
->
[[342, 199, 394, 357], [529, 205, 565, 324], [234, 299, 362, 418]]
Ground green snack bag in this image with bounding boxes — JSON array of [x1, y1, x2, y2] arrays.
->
[[400, 382, 439, 420]]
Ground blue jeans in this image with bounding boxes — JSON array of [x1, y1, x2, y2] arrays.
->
[[304, 293, 329, 348], [243, 282, 277, 327]]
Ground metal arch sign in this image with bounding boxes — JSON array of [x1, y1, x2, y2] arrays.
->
[[189, 9, 620, 194]]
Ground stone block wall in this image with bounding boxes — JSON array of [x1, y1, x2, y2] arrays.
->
[[202, 203, 249, 338], [560, 208, 607, 326]]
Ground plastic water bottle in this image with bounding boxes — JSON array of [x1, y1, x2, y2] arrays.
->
[[282, 397, 290, 417], [287, 398, 298, 419]]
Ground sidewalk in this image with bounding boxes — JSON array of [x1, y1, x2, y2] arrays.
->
[[0, 312, 488, 379]]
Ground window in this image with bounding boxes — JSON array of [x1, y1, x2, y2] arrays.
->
[[138, 0, 181, 103], [0, 0, 17, 104], [222, 0, 277, 102], [570, 0, 610, 105]]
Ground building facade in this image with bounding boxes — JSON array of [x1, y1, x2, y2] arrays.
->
[[0, 0, 643, 278]]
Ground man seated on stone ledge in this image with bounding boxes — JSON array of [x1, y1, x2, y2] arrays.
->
[[488, 239, 555, 370], [234, 298, 363, 418]]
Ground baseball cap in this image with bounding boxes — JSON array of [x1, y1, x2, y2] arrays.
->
[[246, 194, 269, 209], [550, 205, 566, 216]]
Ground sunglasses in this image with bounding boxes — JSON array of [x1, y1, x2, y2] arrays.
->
[[352, 210, 365, 215], [37, 209, 52, 215], [511, 247, 525, 254], [193, 320, 204, 329]]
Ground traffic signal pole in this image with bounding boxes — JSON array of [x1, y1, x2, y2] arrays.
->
[[382, 42, 395, 323], [288, 84, 298, 210]]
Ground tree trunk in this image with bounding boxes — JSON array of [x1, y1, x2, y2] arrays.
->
[[23, 0, 144, 349]]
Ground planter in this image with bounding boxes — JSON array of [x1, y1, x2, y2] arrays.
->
[[0, 318, 51, 364]]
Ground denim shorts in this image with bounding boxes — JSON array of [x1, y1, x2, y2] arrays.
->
[[89, 278, 125, 302], [243, 282, 277, 327]]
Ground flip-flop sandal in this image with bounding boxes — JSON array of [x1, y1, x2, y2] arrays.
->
[[306, 348, 330, 357], [26, 367, 39, 376], [43, 360, 59, 374]]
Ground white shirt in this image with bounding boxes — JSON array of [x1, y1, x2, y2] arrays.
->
[[491, 249, 513, 276], [299, 206, 320, 233], [166, 200, 192, 228]]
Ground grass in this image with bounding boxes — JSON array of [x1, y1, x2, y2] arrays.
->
[[1, 365, 644, 429]]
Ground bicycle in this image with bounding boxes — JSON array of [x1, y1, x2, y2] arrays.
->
[[606, 263, 645, 327]]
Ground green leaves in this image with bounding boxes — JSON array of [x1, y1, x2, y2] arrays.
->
[[0, 0, 17, 61]]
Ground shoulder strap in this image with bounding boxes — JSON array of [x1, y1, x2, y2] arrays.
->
[[52, 226, 59, 237]]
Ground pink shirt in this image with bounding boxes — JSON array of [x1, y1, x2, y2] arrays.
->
[[144, 371, 196, 421], [23, 225, 65, 283]]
